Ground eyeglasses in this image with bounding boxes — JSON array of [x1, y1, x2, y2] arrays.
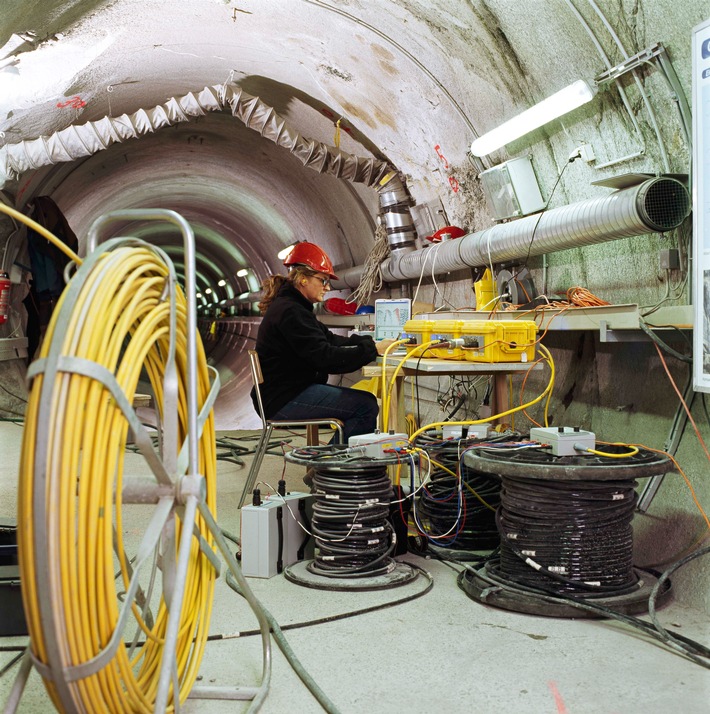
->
[[313, 276, 331, 288]]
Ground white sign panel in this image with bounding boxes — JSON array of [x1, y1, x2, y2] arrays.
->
[[692, 18, 710, 391]]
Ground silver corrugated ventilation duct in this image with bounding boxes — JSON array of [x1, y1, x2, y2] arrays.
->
[[378, 177, 690, 282]]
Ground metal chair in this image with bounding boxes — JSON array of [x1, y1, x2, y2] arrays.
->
[[239, 349, 344, 508]]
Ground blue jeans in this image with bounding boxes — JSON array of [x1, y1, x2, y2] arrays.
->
[[272, 384, 379, 443]]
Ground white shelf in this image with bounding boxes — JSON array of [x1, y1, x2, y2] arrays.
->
[[414, 304, 693, 333]]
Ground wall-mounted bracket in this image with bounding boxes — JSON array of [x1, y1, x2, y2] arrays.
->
[[594, 43, 666, 85]]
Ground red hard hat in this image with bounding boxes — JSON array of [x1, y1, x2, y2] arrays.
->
[[283, 242, 339, 280]]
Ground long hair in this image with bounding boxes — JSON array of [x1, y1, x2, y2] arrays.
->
[[258, 266, 312, 314]]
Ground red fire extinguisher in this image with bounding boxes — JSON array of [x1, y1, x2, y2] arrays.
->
[[0, 272, 11, 325]]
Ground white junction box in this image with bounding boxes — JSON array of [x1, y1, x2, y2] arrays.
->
[[478, 156, 546, 221], [442, 424, 490, 440], [348, 431, 409, 457], [241, 492, 314, 578], [530, 426, 596, 457]]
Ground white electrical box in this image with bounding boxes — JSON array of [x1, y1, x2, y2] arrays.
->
[[241, 492, 314, 578], [442, 424, 490, 440], [530, 426, 596, 457], [478, 156, 546, 221], [348, 431, 409, 457]]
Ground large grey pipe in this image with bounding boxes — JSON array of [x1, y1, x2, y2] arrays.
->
[[333, 176, 690, 287]]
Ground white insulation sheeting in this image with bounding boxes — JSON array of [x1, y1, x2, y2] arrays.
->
[[0, 84, 391, 189]]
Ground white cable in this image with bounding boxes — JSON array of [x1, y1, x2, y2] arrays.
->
[[346, 222, 390, 306]]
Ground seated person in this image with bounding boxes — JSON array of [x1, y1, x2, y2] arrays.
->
[[251, 241, 394, 442]]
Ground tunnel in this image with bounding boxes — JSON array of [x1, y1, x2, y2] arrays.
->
[[1, 0, 709, 691]]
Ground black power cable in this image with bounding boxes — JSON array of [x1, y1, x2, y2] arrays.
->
[[417, 452, 500, 551], [310, 463, 395, 578], [455, 547, 710, 671], [413, 430, 517, 553], [496, 473, 640, 596]]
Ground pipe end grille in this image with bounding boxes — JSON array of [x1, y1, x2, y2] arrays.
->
[[637, 178, 690, 232]]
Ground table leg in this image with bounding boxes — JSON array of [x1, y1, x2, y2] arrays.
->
[[492, 373, 510, 423]]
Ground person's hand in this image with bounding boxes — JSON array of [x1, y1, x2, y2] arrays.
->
[[375, 338, 397, 355]]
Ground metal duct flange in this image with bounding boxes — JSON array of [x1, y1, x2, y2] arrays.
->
[[378, 172, 411, 207], [635, 177, 690, 232], [377, 172, 417, 253], [386, 229, 417, 252]]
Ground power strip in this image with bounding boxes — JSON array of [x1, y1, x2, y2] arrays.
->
[[530, 426, 596, 456], [241, 492, 314, 578]]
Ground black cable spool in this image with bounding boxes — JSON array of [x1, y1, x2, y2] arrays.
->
[[309, 463, 393, 577], [413, 430, 518, 556], [283, 445, 419, 591], [458, 444, 676, 617]]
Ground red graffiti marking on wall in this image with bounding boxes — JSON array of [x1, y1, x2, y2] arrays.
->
[[56, 96, 86, 109], [434, 143, 461, 193], [434, 144, 449, 169]]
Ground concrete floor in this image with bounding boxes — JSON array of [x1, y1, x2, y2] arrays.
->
[[0, 423, 708, 714]]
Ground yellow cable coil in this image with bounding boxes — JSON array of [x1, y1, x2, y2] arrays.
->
[[18, 244, 217, 712]]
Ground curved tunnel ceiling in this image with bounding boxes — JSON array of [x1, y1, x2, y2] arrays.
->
[[0, 1, 704, 427]]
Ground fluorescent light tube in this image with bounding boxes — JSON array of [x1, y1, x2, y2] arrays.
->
[[470, 80, 596, 157]]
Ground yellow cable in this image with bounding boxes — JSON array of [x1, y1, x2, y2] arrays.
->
[[408, 344, 556, 443], [18, 243, 217, 712], [585, 444, 639, 459], [380, 338, 411, 431], [413, 449, 495, 511], [404, 413, 417, 438], [0, 202, 82, 265], [383, 340, 439, 432]]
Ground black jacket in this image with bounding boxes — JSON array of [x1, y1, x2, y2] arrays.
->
[[252, 282, 378, 418]]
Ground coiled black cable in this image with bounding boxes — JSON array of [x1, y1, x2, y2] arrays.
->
[[309, 463, 395, 578], [417, 453, 501, 550], [413, 431, 514, 552], [496, 474, 639, 596]]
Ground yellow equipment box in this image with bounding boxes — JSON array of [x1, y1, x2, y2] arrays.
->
[[402, 319, 537, 363]]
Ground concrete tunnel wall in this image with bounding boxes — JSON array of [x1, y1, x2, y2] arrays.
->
[[0, 0, 709, 612]]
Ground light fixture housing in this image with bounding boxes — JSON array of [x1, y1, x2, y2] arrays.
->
[[218, 279, 227, 287], [470, 80, 596, 157], [236, 268, 248, 277]]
